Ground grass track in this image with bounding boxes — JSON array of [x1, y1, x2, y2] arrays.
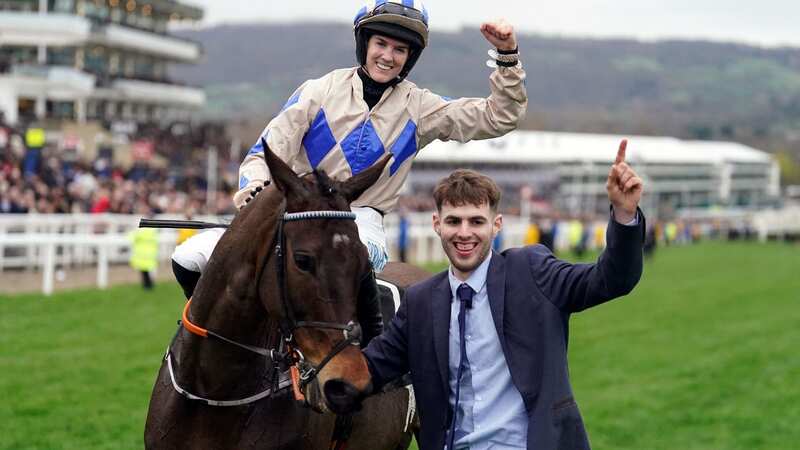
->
[[1, 241, 798, 449]]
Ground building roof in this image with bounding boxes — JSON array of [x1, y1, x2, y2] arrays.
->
[[416, 130, 774, 166], [151, 0, 203, 21]]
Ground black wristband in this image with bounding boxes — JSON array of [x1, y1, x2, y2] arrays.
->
[[496, 60, 518, 67], [497, 47, 519, 55]]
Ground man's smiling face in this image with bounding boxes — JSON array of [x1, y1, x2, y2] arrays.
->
[[433, 201, 502, 281]]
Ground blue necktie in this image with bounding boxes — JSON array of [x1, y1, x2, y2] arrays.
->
[[447, 283, 474, 450]]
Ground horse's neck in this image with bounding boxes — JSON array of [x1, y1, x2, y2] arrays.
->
[[186, 187, 283, 348], [175, 291, 278, 394]]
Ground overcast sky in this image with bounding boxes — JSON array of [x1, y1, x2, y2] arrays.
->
[[181, 1, 800, 48]]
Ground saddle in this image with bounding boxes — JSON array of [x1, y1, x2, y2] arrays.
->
[[376, 278, 402, 326]]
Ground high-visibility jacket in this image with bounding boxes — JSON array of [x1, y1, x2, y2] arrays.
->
[[129, 228, 159, 272], [524, 223, 541, 246], [176, 228, 197, 245], [236, 64, 527, 212]]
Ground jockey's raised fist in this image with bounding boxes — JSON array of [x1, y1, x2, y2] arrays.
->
[[480, 19, 517, 52]]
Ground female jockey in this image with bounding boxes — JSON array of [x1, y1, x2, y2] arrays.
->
[[171, 0, 528, 346]]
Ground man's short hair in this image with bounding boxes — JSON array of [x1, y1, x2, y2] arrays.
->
[[433, 169, 501, 212]]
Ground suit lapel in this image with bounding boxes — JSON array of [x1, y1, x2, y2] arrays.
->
[[430, 273, 452, 395], [487, 252, 508, 353]]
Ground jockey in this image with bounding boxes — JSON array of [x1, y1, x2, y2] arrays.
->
[[172, 0, 528, 347]]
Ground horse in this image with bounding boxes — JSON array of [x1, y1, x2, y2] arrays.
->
[[144, 143, 429, 449]]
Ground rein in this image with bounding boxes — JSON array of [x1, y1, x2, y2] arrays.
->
[[167, 209, 364, 407]]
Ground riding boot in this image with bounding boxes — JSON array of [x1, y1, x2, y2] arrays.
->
[[357, 270, 384, 348], [172, 259, 201, 299]]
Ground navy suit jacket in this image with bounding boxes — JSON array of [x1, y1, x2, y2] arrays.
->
[[364, 212, 645, 450]]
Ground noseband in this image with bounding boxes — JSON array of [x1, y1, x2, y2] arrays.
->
[[168, 209, 366, 406]]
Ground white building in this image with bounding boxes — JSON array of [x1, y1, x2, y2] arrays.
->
[[409, 131, 781, 217], [0, 0, 204, 125]]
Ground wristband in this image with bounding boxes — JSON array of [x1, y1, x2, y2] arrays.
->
[[486, 48, 520, 68]]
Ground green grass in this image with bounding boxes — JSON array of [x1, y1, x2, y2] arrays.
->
[[1, 242, 798, 449], [570, 242, 800, 449], [0, 284, 186, 450]]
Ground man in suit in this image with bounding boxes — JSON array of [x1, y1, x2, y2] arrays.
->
[[364, 140, 645, 449]]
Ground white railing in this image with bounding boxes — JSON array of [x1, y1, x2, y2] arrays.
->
[[0, 213, 223, 269], [678, 206, 800, 242], [112, 79, 206, 107], [1, 212, 545, 295], [0, 12, 91, 46], [4, 208, 796, 295], [0, 213, 223, 295], [751, 207, 800, 242], [0, 233, 175, 295], [100, 23, 202, 62]]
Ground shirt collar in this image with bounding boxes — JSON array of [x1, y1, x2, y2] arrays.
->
[[448, 250, 493, 301]]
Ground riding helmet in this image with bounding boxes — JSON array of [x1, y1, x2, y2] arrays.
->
[[354, 0, 429, 80]]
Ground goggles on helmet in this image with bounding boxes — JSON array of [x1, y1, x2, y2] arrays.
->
[[355, 2, 429, 28]]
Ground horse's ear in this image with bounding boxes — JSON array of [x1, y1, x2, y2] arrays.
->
[[262, 138, 307, 197], [339, 154, 391, 203]]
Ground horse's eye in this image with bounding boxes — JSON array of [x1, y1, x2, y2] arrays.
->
[[293, 253, 315, 273]]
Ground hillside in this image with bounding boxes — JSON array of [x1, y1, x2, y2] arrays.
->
[[172, 23, 800, 167]]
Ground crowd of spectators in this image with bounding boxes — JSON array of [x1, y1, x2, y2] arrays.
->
[[2, 113, 792, 250], [0, 114, 237, 216]]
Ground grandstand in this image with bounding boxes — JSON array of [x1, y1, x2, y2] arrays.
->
[[0, 0, 204, 125], [409, 130, 781, 218]]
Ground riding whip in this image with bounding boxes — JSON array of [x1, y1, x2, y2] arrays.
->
[[138, 218, 229, 230]]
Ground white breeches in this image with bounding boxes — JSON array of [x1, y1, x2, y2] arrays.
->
[[171, 206, 389, 274]]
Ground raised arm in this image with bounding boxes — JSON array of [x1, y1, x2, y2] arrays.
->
[[607, 139, 644, 224], [416, 19, 527, 147], [533, 140, 645, 312]]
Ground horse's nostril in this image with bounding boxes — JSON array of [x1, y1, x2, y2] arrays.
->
[[323, 379, 363, 414]]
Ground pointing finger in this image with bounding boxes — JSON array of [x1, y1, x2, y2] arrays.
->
[[616, 139, 627, 164]]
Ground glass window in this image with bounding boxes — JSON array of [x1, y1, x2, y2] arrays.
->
[[134, 54, 154, 80], [83, 0, 109, 21], [107, 51, 119, 75], [138, 14, 153, 29], [123, 55, 135, 76], [84, 46, 107, 75], [47, 47, 76, 66], [125, 10, 138, 26], [10, 46, 38, 65], [153, 17, 167, 33], [110, 7, 122, 22], [52, 0, 75, 13], [46, 100, 75, 120], [1, 0, 38, 11]]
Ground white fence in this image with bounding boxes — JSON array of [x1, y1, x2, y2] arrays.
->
[[751, 208, 800, 242], [2, 208, 797, 295], [0, 212, 540, 295], [0, 214, 216, 295]]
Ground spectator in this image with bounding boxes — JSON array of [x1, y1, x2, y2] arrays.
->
[[128, 208, 159, 290], [397, 212, 409, 263], [523, 219, 540, 246]]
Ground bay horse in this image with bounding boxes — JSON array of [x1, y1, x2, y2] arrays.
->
[[145, 143, 428, 449]]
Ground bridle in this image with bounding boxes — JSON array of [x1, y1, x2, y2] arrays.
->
[[261, 209, 364, 389], [166, 208, 366, 407]]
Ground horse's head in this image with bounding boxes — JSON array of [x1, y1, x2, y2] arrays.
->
[[259, 140, 388, 414]]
